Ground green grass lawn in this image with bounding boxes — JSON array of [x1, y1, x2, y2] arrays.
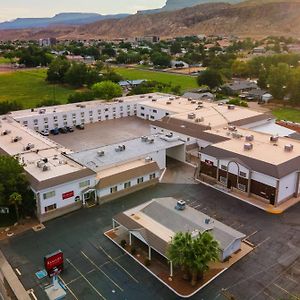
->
[[0, 69, 75, 108], [114, 67, 198, 91], [272, 107, 300, 123]]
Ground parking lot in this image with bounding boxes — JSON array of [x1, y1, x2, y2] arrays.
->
[[0, 182, 299, 300], [50, 117, 151, 151]]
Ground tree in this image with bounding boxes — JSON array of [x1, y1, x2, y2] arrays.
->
[[92, 81, 122, 100], [47, 57, 70, 83], [9, 193, 22, 222], [289, 68, 300, 104], [150, 52, 171, 68], [197, 69, 223, 89], [64, 62, 88, 87], [167, 231, 220, 286], [267, 63, 291, 99], [170, 42, 182, 55], [0, 101, 23, 115]]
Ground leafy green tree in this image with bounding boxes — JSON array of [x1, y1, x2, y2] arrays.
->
[[92, 81, 122, 100], [9, 192, 22, 222], [47, 57, 70, 83], [267, 63, 291, 99], [150, 52, 171, 68], [170, 42, 182, 55], [197, 69, 223, 89], [289, 68, 300, 104], [64, 62, 88, 87], [0, 101, 23, 115]]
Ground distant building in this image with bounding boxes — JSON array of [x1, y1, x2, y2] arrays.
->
[[135, 36, 160, 44], [39, 38, 57, 47], [171, 60, 189, 69]]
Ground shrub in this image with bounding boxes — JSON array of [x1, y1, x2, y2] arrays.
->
[[130, 247, 137, 255], [144, 258, 151, 267], [120, 240, 127, 248]]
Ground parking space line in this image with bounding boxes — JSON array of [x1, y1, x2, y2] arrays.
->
[[65, 269, 95, 286], [66, 258, 107, 300], [254, 237, 271, 249], [96, 245, 139, 283], [263, 291, 277, 300], [15, 268, 21, 276], [273, 283, 299, 299], [59, 276, 80, 300], [245, 230, 258, 240], [286, 275, 298, 284], [81, 251, 124, 292]]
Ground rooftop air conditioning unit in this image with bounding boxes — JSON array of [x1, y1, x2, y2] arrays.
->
[[228, 104, 235, 110], [37, 161, 45, 168], [166, 101, 172, 105], [115, 145, 126, 152], [188, 113, 196, 119], [198, 101, 203, 105], [148, 95, 153, 99], [245, 135, 254, 142], [191, 100, 196, 104], [24, 143, 34, 151], [195, 117, 204, 123], [147, 138, 155, 144], [152, 98, 157, 102], [244, 143, 253, 151], [175, 96, 180, 99], [11, 136, 22, 143], [228, 126, 236, 131], [145, 157, 152, 163], [169, 97, 175, 101], [42, 165, 50, 172], [97, 150, 105, 157], [39, 109, 46, 114], [270, 136, 279, 142], [284, 144, 294, 152], [1, 130, 11, 136], [175, 200, 186, 211], [141, 136, 148, 142], [196, 105, 203, 110], [232, 132, 242, 139], [118, 99, 124, 103]]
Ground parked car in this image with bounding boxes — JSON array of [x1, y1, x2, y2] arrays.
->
[[66, 126, 74, 132], [39, 130, 49, 136], [58, 127, 68, 134], [76, 124, 85, 130], [50, 128, 59, 135]]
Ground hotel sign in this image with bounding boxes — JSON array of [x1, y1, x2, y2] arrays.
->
[[62, 191, 74, 200]]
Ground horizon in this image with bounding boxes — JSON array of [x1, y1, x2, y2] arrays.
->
[[0, 0, 166, 22]]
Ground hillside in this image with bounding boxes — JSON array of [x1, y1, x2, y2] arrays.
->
[[1, 1, 300, 40], [0, 12, 130, 30]]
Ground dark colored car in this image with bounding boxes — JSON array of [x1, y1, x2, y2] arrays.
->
[[66, 126, 74, 132], [50, 128, 59, 135], [76, 124, 85, 130], [58, 127, 68, 134]]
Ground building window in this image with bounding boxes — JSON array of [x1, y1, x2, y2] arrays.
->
[[137, 177, 144, 184], [141, 107, 145, 110], [105, 108, 109, 112], [98, 109, 101, 114], [79, 180, 90, 188], [81, 112, 85, 117], [34, 119, 38, 125], [98, 116, 101, 121], [127, 105, 130, 110], [150, 116, 155, 120], [89, 111, 93, 116], [110, 186, 118, 193], [34, 126, 39, 131], [149, 173, 156, 180], [124, 181, 131, 189], [72, 113, 76, 119], [120, 106, 123, 111], [43, 191, 55, 200], [44, 125, 49, 129], [239, 171, 247, 178], [141, 113, 145, 117], [238, 183, 246, 192], [63, 114, 67, 120], [44, 117, 48, 123], [23, 121, 28, 126], [113, 107, 116, 112], [45, 204, 57, 213], [53, 116, 58, 121], [153, 109, 157, 113], [63, 121, 67, 126], [221, 165, 227, 171]]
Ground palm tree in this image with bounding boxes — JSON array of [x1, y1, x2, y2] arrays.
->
[[9, 192, 22, 222], [167, 232, 192, 280], [187, 231, 220, 286]]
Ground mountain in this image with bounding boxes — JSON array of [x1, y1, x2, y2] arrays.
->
[[138, 0, 243, 14], [1, 1, 300, 40], [0, 13, 130, 30]]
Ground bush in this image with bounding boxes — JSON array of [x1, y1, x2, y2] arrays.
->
[[120, 240, 127, 248], [228, 98, 248, 107], [130, 247, 137, 255], [68, 91, 95, 103], [92, 81, 122, 100], [144, 258, 151, 267]]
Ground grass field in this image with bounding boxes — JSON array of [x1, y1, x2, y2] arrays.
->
[[0, 69, 75, 108], [0, 57, 11, 64], [272, 107, 300, 123], [114, 67, 198, 91]]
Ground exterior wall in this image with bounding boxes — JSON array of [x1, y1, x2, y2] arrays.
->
[[278, 172, 298, 203], [14, 101, 140, 132], [97, 171, 160, 199], [222, 239, 242, 261], [241, 119, 273, 129], [36, 175, 96, 215], [137, 104, 173, 121], [166, 144, 186, 162]]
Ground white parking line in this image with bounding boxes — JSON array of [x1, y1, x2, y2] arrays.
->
[[81, 251, 123, 292], [96, 245, 139, 283], [273, 283, 299, 299], [66, 269, 95, 286], [286, 275, 298, 284], [66, 258, 107, 300], [59, 276, 80, 300], [254, 237, 271, 249], [15, 268, 21, 276], [263, 291, 277, 300]]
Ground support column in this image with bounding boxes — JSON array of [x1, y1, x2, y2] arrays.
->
[[275, 180, 280, 207], [112, 219, 116, 229], [129, 232, 132, 246], [169, 261, 173, 277], [247, 170, 252, 197], [216, 159, 220, 181], [148, 247, 151, 260], [295, 171, 300, 197]]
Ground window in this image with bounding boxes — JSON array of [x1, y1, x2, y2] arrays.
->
[[34, 126, 39, 131], [120, 106, 123, 111], [44, 117, 48, 123], [105, 108, 109, 112], [89, 111, 93, 116], [81, 118, 85, 124], [110, 186, 118, 193], [112, 107, 116, 112], [23, 121, 28, 126], [239, 171, 247, 178], [43, 191, 55, 200], [81, 112, 85, 117], [72, 113, 76, 119], [105, 115, 109, 119], [141, 107, 145, 110], [137, 177, 144, 184], [221, 165, 227, 171], [63, 114, 67, 120], [141, 113, 145, 117], [127, 105, 130, 110], [238, 183, 246, 192], [150, 173, 156, 180], [150, 116, 155, 120], [124, 181, 131, 189], [98, 109, 101, 114], [53, 116, 58, 121], [165, 113, 169, 116], [63, 121, 67, 126], [34, 119, 38, 125], [45, 204, 57, 212], [79, 180, 90, 188], [44, 125, 49, 129], [98, 116, 101, 121], [153, 109, 157, 113]]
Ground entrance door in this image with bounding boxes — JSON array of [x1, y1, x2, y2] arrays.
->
[[227, 179, 232, 189]]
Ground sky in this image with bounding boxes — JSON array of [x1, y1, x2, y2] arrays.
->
[[0, 0, 166, 22]]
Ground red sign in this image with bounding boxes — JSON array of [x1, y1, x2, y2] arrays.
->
[[62, 191, 74, 200], [44, 250, 64, 277]]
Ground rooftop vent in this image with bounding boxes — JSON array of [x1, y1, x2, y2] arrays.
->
[[97, 150, 105, 157], [145, 156, 152, 163], [169, 97, 175, 101], [244, 143, 253, 151], [37, 160, 45, 168], [42, 165, 50, 172], [152, 98, 157, 102], [270, 135, 279, 142], [228, 126, 236, 132], [11, 136, 22, 143], [196, 105, 204, 110], [1, 129, 11, 136], [166, 101, 172, 105], [175, 96, 180, 99], [39, 109, 46, 114], [232, 132, 243, 139], [148, 95, 153, 99], [118, 99, 124, 103], [191, 100, 196, 104], [218, 102, 224, 106], [175, 200, 186, 211], [141, 136, 148, 142], [23, 143, 34, 151], [115, 145, 126, 152], [188, 113, 196, 119], [195, 117, 204, 123], [147, 138, 155, 144], [245, 135, 254, 142], [284, 144, 294, 152], [228, 104, 235, 110]]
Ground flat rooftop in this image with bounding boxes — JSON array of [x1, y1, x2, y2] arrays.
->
[[0, 117, 91, 185], [68, 134, 184, 173], [50, 117, 151, 152]]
